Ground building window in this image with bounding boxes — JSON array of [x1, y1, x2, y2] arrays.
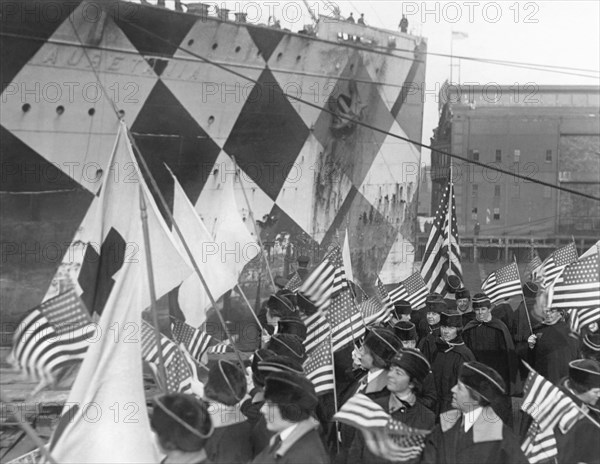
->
[[514, 149, 520, 162], [512, 184, 520, 198], [544, 186, 551, 198], [495, 149, 502, 162], [546, 149, 552, 162], [493, 208, 500, 220], [469, 149, 480, 161], [471, 207, 478, 220], [472, 184, 478, 197], [494, 185, 501, 197]]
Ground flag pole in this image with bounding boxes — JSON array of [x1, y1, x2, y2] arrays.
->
[[514, 255, 533, 334], [139, 186, 168, 391], [522, 361, 600, 430], [231, 156, 276, 290], [328, 331, 341, 454], [128, 131, 246, 371], [235, 283, 264, 331]]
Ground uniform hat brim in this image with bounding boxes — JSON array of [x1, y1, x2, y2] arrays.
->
[[569, 359, 600, 389], [459, 362, 506, 401], [264, 371, 318, 412]]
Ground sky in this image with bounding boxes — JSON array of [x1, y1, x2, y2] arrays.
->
[[201, 1, 600, 162]]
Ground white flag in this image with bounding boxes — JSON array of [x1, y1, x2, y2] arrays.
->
[[170, 167, 239, 327]]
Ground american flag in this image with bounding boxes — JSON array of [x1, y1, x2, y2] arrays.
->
[[539, 243, 579, 288], [10, 290, 97, 384], [328, 286, 365, 352], [303, 311, 331, 353], [568, 307, 600, 334], [285, 272, 303, 292], [359, 278, 393, 326], [170, 317, 213, 361], [481, 263, 523, 304], [526, 245, 543, 282], [420, 181, 462, 295], [335, 394, 429, 461], [550, 252, 600, 310], [521, 369, 581, 464], [141, 321, 193, 393], [206, 341, 234, 354], [389, 272, 429, 310], [303, 339, 335, 394], [324, 245, 349, 296], [298, 259, 335, 311]]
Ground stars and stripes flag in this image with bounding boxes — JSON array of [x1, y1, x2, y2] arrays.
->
[[334, 394, 429, 461], [568, 307, 600, 334], [303, 339, 335, 394], [389, 272, 429, 310], [9, 289, 97, 385], [285, 272, 303, 292], [539, 243, 579, 288], [328, 285, 365, 352], [298, 259, 335, 311], [324, 245, 349, 296], [481, 263, 523, 304], [141, 321, 195, 394], [206, 341, 235, 354], [170, 317, 213, 361], [303, 311, 331, 353], [526, 245, 543, 282], [359, 278, 393, 326], [550, 250, 600, 310], [521, 369, 582, 463], [420, 181, 462, 295]]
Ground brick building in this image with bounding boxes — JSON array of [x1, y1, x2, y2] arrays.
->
[[430, 85, 600, 238]]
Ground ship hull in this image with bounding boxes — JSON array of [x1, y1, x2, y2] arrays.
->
[[0, 0, 426, 326]]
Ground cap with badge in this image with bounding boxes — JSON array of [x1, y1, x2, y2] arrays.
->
[[393, 300, 412, 318], [390, 348, 431, 383], [471, 293, 491, 309], [263, 371, 318, 417], [392, 321, 417, 341], [440, 310, 463, 328], [363, 327, 402, 363]]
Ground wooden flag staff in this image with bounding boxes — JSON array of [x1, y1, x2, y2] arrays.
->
[[128, 129, 245, 371], [139, 186, 169, 391]]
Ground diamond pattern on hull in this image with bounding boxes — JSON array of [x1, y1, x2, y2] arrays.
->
[[0, 0, 81, 93], [268, 35, 353, 131], [111, 3, 197, 59], [0, 4, 159, 193], [247, 26, 285, 62], [311, 53, 396, 189], [131, 80, 221, 209], [162, 19, 266, 149], [194, 151, 274, 238], [321, 187, 399, 285], [261, 204, 320, 260], [224, 68, 310, 200], [392, 42, 427, 145]]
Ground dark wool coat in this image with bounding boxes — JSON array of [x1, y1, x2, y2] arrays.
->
[[204, 420, 253, 464], [347, 391, 435, 464], [252, 418, 330, 464], [335, 370, 390, 464], [462, 318, 518, 395], [429, 338, 476, 415], [554, 379, 600, 464], [420, 407, 529, 464], [530, 321, 579, 384]]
